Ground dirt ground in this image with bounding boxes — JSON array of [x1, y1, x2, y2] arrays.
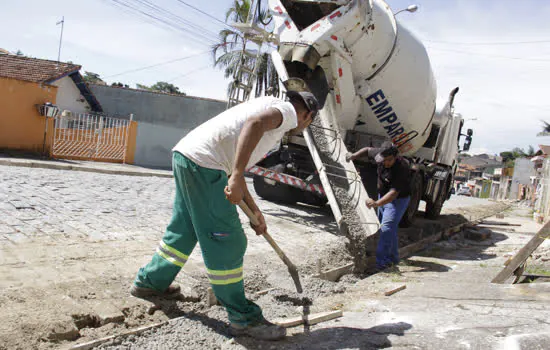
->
[[0, 191, 510, 350]]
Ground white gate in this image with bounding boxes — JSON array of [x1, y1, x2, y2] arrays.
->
[[51, 113, 133, 162]]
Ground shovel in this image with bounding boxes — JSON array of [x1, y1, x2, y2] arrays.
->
[[238, 201, 303, 294]]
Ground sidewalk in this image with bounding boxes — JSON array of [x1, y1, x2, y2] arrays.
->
[[0, 155, 173, 178]]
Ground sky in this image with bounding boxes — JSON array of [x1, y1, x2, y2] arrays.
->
[[2, 0, 550, 155]]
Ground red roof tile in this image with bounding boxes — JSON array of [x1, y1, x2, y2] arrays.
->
[[0, 54, 81, 84]]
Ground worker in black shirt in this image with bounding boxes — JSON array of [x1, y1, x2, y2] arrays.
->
[[347, 141, 411, 270]]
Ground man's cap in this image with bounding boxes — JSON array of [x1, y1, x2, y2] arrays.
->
[[286, 91, 320, 117], [374, 141, 399, 163]]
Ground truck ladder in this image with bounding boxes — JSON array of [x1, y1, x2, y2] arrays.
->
[[227, 0, 278, 108]]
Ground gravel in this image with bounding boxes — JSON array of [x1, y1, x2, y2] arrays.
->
[[310, 120, 371, 273]]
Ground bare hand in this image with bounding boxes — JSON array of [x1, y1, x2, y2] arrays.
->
[[345, 152, 354, 162], [251, 210, 267, 236], [365, 198, 378, 209], [225, 174, 246, 204]]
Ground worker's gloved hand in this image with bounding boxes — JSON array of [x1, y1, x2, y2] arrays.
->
[[250, 210, 267, 236], [225, 174, 246, 204]]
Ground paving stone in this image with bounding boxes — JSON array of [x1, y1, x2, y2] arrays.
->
[[0, 166, 176, 245]]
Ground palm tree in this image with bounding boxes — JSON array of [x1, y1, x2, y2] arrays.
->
[[212, 0, 279, 100], [538, 121, 550, 136]]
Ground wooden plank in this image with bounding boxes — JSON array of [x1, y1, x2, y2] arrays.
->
[[492, 220, 550, 284], [255, 288, 276, 296], [384, 285, 406, 296], [479, 220, 521, 227], [398, 232, 443, 259], [71, 321, 167, 350], [315, 263, 354, 282], [274, 310, 343, 328]]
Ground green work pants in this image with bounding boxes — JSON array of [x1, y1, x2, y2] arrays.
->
[[135, 152, 263, 326]]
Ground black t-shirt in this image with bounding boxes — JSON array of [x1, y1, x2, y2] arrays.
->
[[377, 156, 411, 198]]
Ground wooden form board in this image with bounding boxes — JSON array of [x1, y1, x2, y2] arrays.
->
[[492, 220, 550, 284], [274, 310, 343, 328]]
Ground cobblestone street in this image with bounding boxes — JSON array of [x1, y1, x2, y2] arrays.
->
[[0, 165, 174, 244]]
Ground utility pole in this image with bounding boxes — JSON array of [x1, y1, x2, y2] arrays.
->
[[56, 16, 64, 62]]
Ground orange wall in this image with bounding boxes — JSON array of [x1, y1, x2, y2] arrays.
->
[[0, 78, 58, 154], [124, 121, 138, 164]]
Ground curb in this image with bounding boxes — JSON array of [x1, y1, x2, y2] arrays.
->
[[0, 159, 173, 178]]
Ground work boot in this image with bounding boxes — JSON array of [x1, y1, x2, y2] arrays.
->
[[130, 283, 181, 299], [230, 319, 286, 341]]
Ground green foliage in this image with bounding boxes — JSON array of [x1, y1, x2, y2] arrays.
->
[[136, 82, 185, 95], [82, 71, 104, 84], [111, 82, 129, 88]]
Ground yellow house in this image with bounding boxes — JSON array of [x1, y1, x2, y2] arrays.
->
[[0, 54, 103, 155]]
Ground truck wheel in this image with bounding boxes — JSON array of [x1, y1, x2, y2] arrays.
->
[[400, 171, 422, 227], [425, 177, 449, 219], [299, 191, 328, 207], [252, 165, 298, 205]]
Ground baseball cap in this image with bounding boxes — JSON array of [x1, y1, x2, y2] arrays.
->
[[286, 91, 320, 118], [374, 141, 399, 163]]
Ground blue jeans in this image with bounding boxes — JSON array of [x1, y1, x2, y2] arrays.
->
[[376, 196, 410, 269]]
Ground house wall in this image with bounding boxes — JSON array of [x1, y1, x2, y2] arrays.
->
[[0, 78, 58, 153], [510, 158, 534, 199], [134, 122, 189, 168], [51, 76, 90, 114], [90, 85, 227, 168]]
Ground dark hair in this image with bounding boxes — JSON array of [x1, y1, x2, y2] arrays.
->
[[287, 94, 308, 111]]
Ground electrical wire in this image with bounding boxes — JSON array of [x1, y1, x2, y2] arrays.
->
[[105, 0, 218, 46], [173, 0, 231, 28], [103, 50, 210, 79], [129, 0, 220, 39], [166, 64, 212, 82]]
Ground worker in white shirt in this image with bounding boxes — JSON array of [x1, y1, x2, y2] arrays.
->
[[131, 91, 319, 341]]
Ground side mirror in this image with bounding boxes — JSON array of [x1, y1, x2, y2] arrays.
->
[[467, 129, 473, 136], [463, 136, 472, 151]]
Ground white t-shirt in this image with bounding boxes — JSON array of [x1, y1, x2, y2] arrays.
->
[[173, 96, 298, 175]]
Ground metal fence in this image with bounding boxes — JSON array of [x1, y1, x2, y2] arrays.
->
[[51, 113, 132, 162]]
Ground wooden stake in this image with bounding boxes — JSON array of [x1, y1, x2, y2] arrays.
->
[[274, 310, 343, 328], [384, 285, 406, 296], [492, 220, 550, 284]]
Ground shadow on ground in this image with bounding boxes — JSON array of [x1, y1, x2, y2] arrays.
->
[[235, 321, 413, 349], [262, 203, 339, 235], [129, 297, 412, 349]]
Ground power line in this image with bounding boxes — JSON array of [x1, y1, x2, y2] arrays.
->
[[426, 46, 550, 62], [173, 0, 231, 28], [129, 0, 220, 39], [426, 39, 550, 46], [103, 50, 210, 79], [167, 64, 212, 82], [105, 0, 217, 46]]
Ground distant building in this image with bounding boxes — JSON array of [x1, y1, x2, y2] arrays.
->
[[0, 54, 101, 154]]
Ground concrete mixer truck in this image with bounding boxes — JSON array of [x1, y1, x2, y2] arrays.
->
[[228, 0, 474, 233]]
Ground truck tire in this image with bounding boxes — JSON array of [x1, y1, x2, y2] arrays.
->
[[425, 177, 449, 219], [299, 191, 328, 207], [400, 171, 422, 227], [252, 165, 298, 205]]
